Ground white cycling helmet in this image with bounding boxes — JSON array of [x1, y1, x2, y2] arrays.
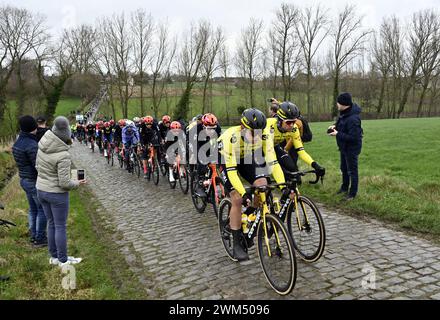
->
[[133, 117, 140, 123]]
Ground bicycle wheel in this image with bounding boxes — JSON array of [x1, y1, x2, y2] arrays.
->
[[134, 155, 141, 178], [110, 148, 114, 167], [257, 214, 297, 296], [217, 198, 237, 262], [106, 147, 110, 165], [91, 141, 95, 153], [211, 177, 225, 218], [152, 158, 160, 185], [178, 164, 189, 194], [191, 174, 207, 213], [287, 195, 326, 263]]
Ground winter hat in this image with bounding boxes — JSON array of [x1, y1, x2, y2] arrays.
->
[[52, 116, 72, 144], [19, 115, 38, 133], [337, 92, 353, 107]]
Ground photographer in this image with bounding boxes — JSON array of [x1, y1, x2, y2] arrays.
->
[[328, 93, 363, 201]]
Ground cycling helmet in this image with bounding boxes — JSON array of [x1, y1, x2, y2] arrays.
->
[[162, 115, 171, 124], [202, 113, 218, 127], [277, 102, 300, 120], [109, 119, 115, 126], [133, 117, 141, 123], [170, 121, 181, 130], [125, 120, 134, 126], [144, 116, 154, 125], [104, 122, 110, 128], [118, 119, 126, 127], [240, 108, 267, 130]]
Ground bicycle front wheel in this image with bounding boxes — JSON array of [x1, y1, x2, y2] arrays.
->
[[191, 174, 207, 213], [287, 195, 326, 263], [217, 198, 236, 262], [257, 214, 297, 296], [178, 165, 189, 194], [153, 158, 160, 185]]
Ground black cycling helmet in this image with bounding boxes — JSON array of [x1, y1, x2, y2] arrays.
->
[[277, 102, 300, 120], [240, 108, 267, 130]]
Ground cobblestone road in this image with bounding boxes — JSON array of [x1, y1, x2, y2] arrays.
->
[[71, 142, 440, 300]]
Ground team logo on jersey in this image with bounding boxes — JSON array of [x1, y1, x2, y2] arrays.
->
[[230, 135, 237, 143]]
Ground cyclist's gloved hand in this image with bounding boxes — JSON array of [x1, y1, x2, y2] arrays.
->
[[242, 192, 252, 207], [281, 187, 291, 200], [312, 162, 325, 177]]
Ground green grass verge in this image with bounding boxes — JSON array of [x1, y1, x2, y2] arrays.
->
[[297, 117, 440, 236], [0, 175, 149, 300]]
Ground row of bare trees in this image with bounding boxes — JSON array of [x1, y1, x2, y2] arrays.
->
[[1, 3, 440, 129]]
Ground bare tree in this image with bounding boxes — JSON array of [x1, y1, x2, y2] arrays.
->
[[35, 32, 76, 122], [266, 29, 281, 97], [272, 3, 299, 101], [107, 13, 134, 119], [94, 18, 117, 119], [397, 10, 434, 118], [201, 26, 224, 114], [219, 45, 231, 124], [416, 10, 440, 117], [174, 21, 209, 120], [236, 18, 264, 107], [4, 7, 47, 119], [63, 25, 97, 74], [149, 21, 177, 118], [329, 5, 371, 117], [296, 4, 329, 116], [131, 9, 154, 116]]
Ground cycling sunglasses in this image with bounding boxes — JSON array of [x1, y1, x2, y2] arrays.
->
[[284, 119, 297, 126]]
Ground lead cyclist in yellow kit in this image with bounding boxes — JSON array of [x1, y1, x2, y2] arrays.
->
[[217, 108, 287, 261]]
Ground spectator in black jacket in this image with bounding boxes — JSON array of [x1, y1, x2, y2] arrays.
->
[[328, 93, 363, 201], [36, 115, 49, 142], [12, 115, 47, 246]]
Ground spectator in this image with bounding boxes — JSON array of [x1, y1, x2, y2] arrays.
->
[[12, 115, 47, 247], [36, 115, 49, 142], [36, 116, 86, 266], [268, 98, 280, 117], [328, 92, 363, 201]]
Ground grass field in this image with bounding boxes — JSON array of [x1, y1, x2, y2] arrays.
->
[[0, 97, 82, 137], [0, 174, 149, 299], [296, 117, 440, 236]]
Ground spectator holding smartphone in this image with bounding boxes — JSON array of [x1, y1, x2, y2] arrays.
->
[[328, 93, 363, 201], [36, 116, 86, 267]]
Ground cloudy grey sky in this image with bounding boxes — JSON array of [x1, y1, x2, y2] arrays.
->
[[5, 0, 440, 42]]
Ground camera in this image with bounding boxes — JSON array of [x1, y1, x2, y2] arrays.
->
[[327, 128, 335, 134], [77, 169, 85, 181]]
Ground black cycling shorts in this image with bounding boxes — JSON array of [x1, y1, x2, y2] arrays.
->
[[219, 153, 269, 194]]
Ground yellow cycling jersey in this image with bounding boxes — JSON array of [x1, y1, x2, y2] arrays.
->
[[217, 126, 285, 196], [266, 118, 314, 166]]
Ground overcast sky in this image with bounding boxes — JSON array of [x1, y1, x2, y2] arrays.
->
[[5, 0, 440, 42]]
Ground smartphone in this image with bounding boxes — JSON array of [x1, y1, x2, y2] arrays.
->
[[77, 169, 85, 181]]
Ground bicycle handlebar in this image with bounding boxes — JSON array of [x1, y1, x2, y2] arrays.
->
[[244, 170, 322, 194]]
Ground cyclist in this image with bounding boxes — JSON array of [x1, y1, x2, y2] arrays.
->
[[165, 121, 186, 182], [186, 114, 204, 172], [269, 102, 325, 179], [76, 122, 85, 143], [133, 117, 142, 131], [114, 119, 125, 153], [192, 113, 222, 198], [217, 108, 286, 262], [158, 115, 171, 142], [122, 120, 140, 171], [139, 116, 161, 178], [102, 121, 114, 157], [95, 121, 105, 153], [86, 121, 96, 148]]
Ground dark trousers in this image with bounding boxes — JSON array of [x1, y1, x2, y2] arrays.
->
[[340, 151, 360, 197]]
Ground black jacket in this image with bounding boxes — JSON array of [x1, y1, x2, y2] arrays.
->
[[336, 103, 363, 154], [36, 127, 49, 142], [12, 132, 39, 180]]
